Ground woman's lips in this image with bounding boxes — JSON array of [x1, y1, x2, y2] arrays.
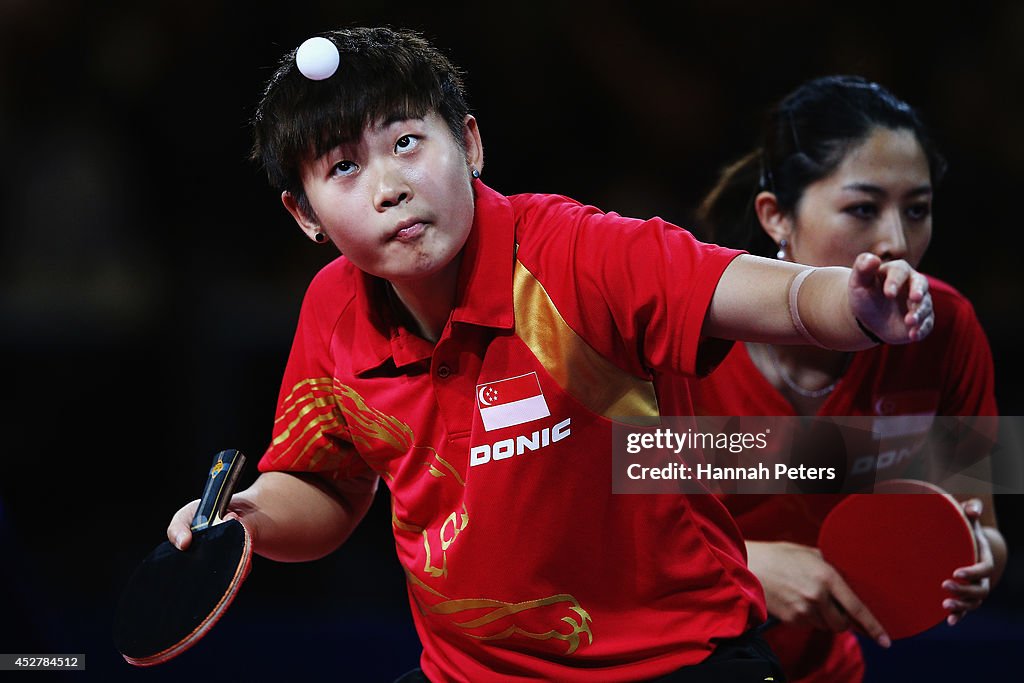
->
[[393, 222, 427, 242]]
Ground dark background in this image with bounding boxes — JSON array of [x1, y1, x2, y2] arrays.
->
[[1, 1, 1021, 681]]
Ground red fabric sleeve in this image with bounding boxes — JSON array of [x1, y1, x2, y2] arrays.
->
[[512, 194, 743, 379], [257, 264, 377, 484]]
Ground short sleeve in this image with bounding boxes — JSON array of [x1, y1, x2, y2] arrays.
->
[[938, 292, 998, 417], [513, 195, 744, 379], [257, 273, 377, 484]]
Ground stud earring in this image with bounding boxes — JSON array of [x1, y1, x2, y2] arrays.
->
[[471, 167, 481, 179], [314, 232, 327, 243], [776, 238, 787, 260]]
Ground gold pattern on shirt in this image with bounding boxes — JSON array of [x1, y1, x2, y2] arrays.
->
[[512, 261, 659, 422], [270, 377, 414, 471], [273, 376, 594, 654], [332, 381, 414, 453], [406, 570, 594, 654], [269, 378, 351, 471], [391, 448, 468, 578]]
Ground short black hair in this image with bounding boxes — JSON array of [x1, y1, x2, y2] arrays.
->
[[251, 26, 470, 218]]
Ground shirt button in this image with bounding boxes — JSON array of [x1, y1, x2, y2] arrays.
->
[[436, 364, 452, 379]]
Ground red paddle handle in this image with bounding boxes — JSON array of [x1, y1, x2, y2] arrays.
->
[[190, 449, 246, 532]]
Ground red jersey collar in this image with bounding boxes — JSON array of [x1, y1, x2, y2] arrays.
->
[[350, 179, 515, 374]]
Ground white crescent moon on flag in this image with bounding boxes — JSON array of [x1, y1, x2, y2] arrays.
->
[[478, 385, 494, 406]]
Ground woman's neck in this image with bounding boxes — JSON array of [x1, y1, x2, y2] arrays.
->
[[746, 342, 853, 409], [388, 257, 462, 344]]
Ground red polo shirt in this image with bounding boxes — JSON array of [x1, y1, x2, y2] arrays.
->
[[258, 181, 766, 682]]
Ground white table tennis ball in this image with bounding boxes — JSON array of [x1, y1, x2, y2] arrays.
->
[[295, 37, 340, 81]]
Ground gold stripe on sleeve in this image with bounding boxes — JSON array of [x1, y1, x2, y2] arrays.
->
[[512, 261, 658, 422]]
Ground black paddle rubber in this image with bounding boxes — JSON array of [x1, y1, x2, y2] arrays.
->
[[114, 448, 250, 666]]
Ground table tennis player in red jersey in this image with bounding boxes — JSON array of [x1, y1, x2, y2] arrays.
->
[[689, 75, 1007, 682], [165, 29, 936, 682]]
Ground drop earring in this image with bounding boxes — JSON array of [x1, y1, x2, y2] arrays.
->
[[776, 238, 788, 260]]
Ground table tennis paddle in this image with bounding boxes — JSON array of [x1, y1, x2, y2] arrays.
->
[[114, 448, 252, 666], [818, 478, 978, 640]]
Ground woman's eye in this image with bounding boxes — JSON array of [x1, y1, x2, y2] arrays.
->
[[906, 203, 931, 221], [330, 160, 357, 177], [845, 203, 878, 219], [395, 135, 420, 152]]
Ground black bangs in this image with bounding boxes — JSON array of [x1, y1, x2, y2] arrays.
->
[[308, 87, 440, 160], [251, 27, 468, 195]]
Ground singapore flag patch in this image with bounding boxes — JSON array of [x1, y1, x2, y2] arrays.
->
[[476, 372, 551, 431]]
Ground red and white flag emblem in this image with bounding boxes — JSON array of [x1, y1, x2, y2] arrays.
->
[[476, 372, 550, 431]]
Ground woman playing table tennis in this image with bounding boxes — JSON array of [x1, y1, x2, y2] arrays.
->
[[690, 75, 1008, 682], [161, 27, 938, 681]]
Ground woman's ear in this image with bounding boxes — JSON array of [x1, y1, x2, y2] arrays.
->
[[754, 191, 792, 248], [281, 191, 326, 243], [463, 114, 484, 175]]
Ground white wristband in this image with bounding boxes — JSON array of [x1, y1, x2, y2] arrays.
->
[[788, 269, 825, 347]]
